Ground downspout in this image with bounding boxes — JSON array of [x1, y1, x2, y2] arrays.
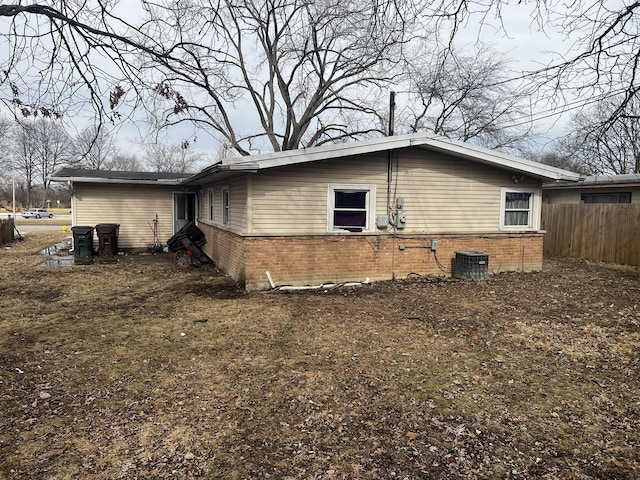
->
[[387, 91, 395, 212], [387, 91, 397, 280]]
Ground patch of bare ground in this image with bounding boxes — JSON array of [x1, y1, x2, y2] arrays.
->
[[1, 232, 639, 479]]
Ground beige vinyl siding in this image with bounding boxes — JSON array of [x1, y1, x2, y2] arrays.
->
[[248, 149, 540, 235], [251, 154, 388, 234], [199, 175, 248, 233], [228, 176, 248, 232], [543, 189, 581, 204], [73, 183, 175, 249], [395, 149, 539, 233]]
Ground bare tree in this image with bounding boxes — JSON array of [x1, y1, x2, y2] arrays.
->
[[73, 126, 118, 170], [402, 46, 535, 152], [0, 116, 11, 149], [32, 119, 73, 205], [108, 153, 143, 172], [12, 122, 39, 207], [10, 119, 72, 206], [530, 151, 590, 176], [0, 116, 14, 208], [139, 0, 419, 153], [0, 3, 157, 123], [423, 1, 640, 135], [558, 96, 640, 175], [74, 126, 148, 171], [1, 0, 419, 155], [144, 142, 202, 173], [3, 1, 639, 151], [0, 116, 13, 184]]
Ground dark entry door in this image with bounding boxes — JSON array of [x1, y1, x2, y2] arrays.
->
[[173, 192, 196, 232]]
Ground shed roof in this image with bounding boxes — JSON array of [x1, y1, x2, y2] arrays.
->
[[185, 133, 582, 185], [49, 168, 189, 185]]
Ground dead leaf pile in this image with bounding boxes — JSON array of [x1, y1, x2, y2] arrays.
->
[[0, 232, 638, 479]]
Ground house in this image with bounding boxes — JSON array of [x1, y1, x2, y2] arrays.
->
[[48, 168, 190, 249], [182, 133, 581, 290], [543, 173, 640, 204]]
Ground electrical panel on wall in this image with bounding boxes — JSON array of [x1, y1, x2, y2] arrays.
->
[[392, 197, 406, 229], [396, 210, 406, 229], [376, 215, 389, 228]]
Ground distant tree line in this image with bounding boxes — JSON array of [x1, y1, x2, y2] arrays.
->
[[0, 117, 205, 209]]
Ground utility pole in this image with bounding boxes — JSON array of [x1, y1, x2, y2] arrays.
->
[[388, 91, 395, 136], [12, 159, 16, 217]]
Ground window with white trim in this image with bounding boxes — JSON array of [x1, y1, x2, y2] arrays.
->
[[328, 184, 376, 232], [500, 188, 539, 230], [207, 188, 214, 221], [222, 186, 230, 226]]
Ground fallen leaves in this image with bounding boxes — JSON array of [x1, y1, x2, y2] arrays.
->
[[612, 458, 635, 471], [1, 235, 639, 478]]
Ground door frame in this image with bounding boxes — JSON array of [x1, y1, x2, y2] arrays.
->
[[172, 191, 197, 233]]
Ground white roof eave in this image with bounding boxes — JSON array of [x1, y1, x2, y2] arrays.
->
[[187, 133, 582, 183], [412, 139, 583, 182], [48, 176, 185, 185]]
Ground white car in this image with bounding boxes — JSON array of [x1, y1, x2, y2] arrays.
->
[[22, 208, 54, 219]]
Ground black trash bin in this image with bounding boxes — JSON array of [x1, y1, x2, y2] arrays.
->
[[167, 221, 206, 251], [71, 226, 94, 264], [95, 223, 120, 257]]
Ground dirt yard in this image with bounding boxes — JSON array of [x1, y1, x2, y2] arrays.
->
[[1, 231, 639, 479]]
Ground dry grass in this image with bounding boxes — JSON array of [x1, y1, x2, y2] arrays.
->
[[1, 232, 639, 479]]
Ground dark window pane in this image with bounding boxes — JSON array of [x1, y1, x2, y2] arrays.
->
[[222, 190, 229, 224], [176, 194, 186, 219], [334, 211, 366, 228], [581, 192, 631, 204], [505, 192, 530, 209], [335, 191, 366, 209]]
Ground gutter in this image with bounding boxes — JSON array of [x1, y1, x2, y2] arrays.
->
[[48, 176, 186, 185]]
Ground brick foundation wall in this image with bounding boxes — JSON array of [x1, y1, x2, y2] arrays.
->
[[198, 223, 246, 283], [197, 225, 544, 291]]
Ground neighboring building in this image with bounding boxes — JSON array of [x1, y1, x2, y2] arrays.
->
[[183, 133, 580, 290], [541, 173, 640, 266], [543, 174, 640, 204], [48, 169, 190, 249]]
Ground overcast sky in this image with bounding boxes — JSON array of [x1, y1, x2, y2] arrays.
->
[[1, 2, 589, 161], [129, 3, 579, 157], [442, 3, 578, 138]]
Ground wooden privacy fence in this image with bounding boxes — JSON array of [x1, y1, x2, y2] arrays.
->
[[542, 203, 640, 266], [0, 218, 15, 245]]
